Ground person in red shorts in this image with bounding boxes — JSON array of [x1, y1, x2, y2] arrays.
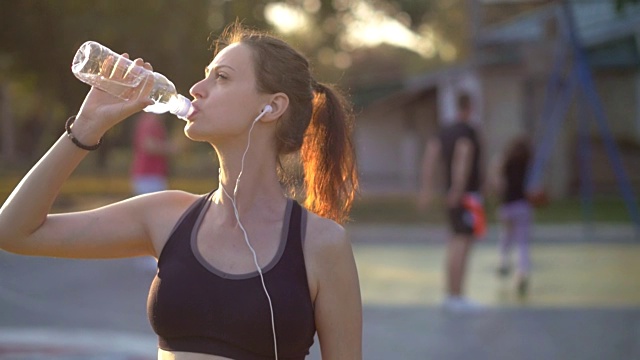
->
[[418, 92, 486, 313]]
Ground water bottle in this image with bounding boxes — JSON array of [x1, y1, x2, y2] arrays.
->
[[71, 41, 192, 119]]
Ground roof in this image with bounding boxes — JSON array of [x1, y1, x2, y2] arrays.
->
[[359, 63, 473, 115], [356, 1, 640, 114], [478, 0, 640, 48]]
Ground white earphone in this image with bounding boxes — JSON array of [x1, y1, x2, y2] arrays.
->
[[253, 105, 272, 123], [219, 104, 279, 359]]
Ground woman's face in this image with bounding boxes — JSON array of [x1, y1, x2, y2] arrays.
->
[[186, 43, 267, 141]]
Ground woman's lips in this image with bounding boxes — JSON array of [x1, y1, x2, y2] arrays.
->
[[186, 104, 199, 121]]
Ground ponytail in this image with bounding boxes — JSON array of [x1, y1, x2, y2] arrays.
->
[[301, 81, 359, 224], [216, 24, 358, 223]]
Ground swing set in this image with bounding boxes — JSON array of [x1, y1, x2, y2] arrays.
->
[[525, 1, 640, 233]]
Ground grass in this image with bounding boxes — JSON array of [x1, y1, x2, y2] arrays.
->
[[0, 173, 636, 224], [349, 194, 635, 225]]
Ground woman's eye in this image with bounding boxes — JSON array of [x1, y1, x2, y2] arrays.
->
[[214, 72, 227, 80]]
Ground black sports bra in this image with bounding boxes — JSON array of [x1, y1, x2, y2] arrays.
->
[[147, 192, 316, 359]]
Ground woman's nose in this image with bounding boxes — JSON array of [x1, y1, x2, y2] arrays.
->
[[189, 79, 205, 99]]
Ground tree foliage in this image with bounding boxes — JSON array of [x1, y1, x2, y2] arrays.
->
[[1, 0, 222, 112], [7, 0, 624, 164], [0, 1, 279, 161]]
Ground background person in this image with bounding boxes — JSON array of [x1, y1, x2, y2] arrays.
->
[[489, 134, 534, 297], [418, 92, 485, 313], [130, 112, 178, 270], [131, 112, 178, 271], [130, 112, 178, 196]]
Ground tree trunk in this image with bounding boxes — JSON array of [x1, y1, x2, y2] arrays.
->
[[0, 83, 17, 164]]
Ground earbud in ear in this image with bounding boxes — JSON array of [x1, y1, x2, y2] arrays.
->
[[253, 105, 272, 123]]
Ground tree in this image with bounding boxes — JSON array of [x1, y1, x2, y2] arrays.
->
[[0, 0, 215, 162]]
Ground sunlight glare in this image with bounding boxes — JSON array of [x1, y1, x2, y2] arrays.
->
[[265, 2, 310, 34], [342, 1, 438, 59]]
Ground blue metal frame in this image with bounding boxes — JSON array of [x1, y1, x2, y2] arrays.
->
[[526, 1, 640, 232]]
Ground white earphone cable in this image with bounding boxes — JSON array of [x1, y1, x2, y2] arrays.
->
[[220, 107, 278, 360], [234, 116, 258, 198]]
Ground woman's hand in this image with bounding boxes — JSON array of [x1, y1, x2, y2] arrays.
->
[[72, 55, 156, 144]]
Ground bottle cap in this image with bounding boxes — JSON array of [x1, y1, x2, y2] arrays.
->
[[173, 94, 193, 120]]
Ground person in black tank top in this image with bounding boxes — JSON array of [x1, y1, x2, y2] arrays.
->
[[0, 22, 361, 360], [148, 193, 316, 359], [418, 92, 486, 313]]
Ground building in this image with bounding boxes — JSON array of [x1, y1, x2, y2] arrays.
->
[[355, 0, 640, 199]]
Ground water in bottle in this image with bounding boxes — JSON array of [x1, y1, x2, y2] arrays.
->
[[71, 41, 192, 119]]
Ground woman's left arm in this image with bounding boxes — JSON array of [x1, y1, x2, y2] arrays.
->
[[306, 216, 362, 359]]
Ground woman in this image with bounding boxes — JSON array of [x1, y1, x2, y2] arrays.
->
[[0, 23, 362, 359], [490, 135, 534, 297]]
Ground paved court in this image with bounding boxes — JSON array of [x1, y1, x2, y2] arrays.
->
[[0, 223, 638, 359]]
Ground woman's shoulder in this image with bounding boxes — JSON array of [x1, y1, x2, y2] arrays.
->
[[126, 190, 208, 230], [132, 190, 210, 255], [302, 210, 357, 300], [131, 189, 204, 210], [303, 210, 350, 260]]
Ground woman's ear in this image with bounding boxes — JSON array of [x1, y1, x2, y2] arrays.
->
[[261, 92, 289, 123]]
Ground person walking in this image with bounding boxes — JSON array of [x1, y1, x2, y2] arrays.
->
[[418, 92, 485, 313], [0, 22, 362, 359], [490, 134, 534, 297]]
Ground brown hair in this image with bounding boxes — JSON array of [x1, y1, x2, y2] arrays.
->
[[506, 134, 531, 164], [213, 22, 358, 224]]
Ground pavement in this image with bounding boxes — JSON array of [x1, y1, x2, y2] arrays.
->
[[0, 222, 639, 359]]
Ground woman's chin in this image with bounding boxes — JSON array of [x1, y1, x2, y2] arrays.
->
[[184, 125, 216, 144], [183, 123, 202, 141]]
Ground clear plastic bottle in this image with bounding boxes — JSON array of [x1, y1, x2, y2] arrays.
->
[[71, 41, 192, 119]]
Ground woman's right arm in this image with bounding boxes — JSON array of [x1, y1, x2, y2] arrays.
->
[[0, 57, 164, 258]]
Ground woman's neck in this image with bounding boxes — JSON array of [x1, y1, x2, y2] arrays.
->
[[215, 139, 284, 214]]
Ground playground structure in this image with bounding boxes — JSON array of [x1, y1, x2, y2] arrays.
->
[[525, 1, 640, 232]]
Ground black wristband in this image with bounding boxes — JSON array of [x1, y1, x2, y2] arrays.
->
[[65, 116, 102, 151]]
